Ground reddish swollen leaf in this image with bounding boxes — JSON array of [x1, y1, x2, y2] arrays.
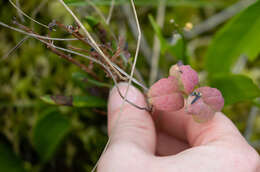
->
[[169, 64, 199, 94], [186, 87, 224, 123]]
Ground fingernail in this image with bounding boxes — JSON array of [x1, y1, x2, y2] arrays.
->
[[108, 83, 140, 113]]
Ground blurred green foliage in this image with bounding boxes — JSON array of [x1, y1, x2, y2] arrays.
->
[[32, 109, 71, 163], [206, 0, 260, 74], [0, 0, 259, 171]]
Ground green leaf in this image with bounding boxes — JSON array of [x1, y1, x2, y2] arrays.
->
[[72, 96, 107, 108], [148, 15, 185, 61], [206, 1, 260, 75], [148, 15, 168, 54], [253, 98, 260, 108], [33, 110, 71, 162], [210, 74, 260, 105], [84, 16, 100, 27], [0, 143, 26, 172], [168, 34, 185, 61], [41, 95, 107, 108], [72, 72, 112, 88]]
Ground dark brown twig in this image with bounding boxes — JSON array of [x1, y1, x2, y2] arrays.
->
[[13, 20, 100, 80], [10, 20, 151, 112]]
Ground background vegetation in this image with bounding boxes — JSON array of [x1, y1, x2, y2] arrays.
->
[[0, 0, 259, 171]]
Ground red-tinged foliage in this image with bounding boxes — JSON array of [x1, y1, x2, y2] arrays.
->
[[186, 87, 224, 123], [169, 64, 199, 94]]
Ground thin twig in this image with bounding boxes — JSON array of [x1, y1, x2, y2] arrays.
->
[[8, 1, 148, 98], [109, 67, 151, 112], [31, 0, 48, 18], [48, 44, 99, 80], [55, 21, 93, 47], [121, 4, 152, 65], [52, 44, 147, 90], [106, 0, 115, 24], [31, 0, 49, 28], [12, 21, 149, 111], [9, 0, 50, 29], [55, 21, 112, 50], [67, 45, 91, 54], [0, 21, 147, 89], [15, 0, 25, 22], [0, 21, 79, 41], [90, 49, 150, 172], [118, 25, 147, 88], [55, 21, 147, 90], [84, 0, 117, 41], [54, 43, 146, 89], [149, 0, 166, 86], [59, 0, 125, 80], [55, 44, 146, 90], [4, 2, 150, 171], [50, 44, 148, 111], [120, 0, 143, 114], [125, 0, 142, 106], [122, 4, 164, 79], [91, 1, 144, 171], [185, 0, 256, 39], [2, 36, 29, 60], [13, 21, 98, 79], [85, 0, 106, 22]]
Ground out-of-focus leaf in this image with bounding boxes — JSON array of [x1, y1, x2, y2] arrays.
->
[[40, 95, 73, 106], [253, 98, 260, 108], [206, 1, 260, 75], [210, 74, 260, 105], [149, 15, 185, 61], [33, 110, 71, 162], [41, 95, 107, 108], [65, 0, 224, 7], [169, 34, 185, 61], [0, 143, 26, 172], [85, 16, 100, 27], [72, 72, 112, 88], [148, 15, 168, 54], [73, 96, 106, 108]]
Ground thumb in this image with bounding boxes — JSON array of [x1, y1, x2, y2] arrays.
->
[[107, 83, 156, 153]]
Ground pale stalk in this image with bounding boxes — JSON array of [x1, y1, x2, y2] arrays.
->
[[106, 0, 115, 24], [9, 0, 50, 29], [91, 0, 143, 171], [58, 0, 125, 80], [149, 0, 166, 85]]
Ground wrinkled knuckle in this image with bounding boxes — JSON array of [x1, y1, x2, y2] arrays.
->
[[124, 115, 153, 133]]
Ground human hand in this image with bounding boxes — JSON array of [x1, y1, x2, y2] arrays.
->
[[98, 83, 260, 172]]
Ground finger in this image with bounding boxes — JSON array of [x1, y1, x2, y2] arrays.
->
[[156, 109, 252, 148], [156, 132, 189, 156], [185, 112, 250, 147], [155, 111, 259, 172], [108, 83, 156, 153]]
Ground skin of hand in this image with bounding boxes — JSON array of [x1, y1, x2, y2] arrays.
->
[[98, 83, 260, 172]]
